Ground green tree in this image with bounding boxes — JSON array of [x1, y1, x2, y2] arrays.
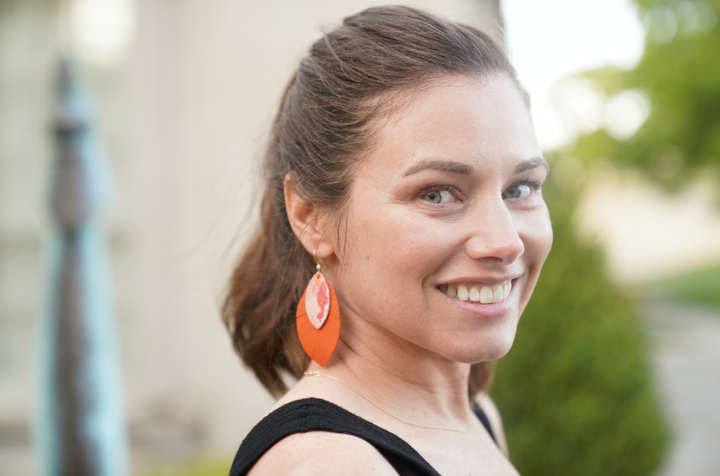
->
[[487, 1, 720, 472], [492, 182, 668, 475], [572, 0, 720, 188]]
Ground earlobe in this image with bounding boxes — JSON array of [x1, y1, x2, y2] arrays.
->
[[284, 174, 334, 258]]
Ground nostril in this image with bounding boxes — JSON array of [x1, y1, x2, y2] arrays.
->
[[465, 232, 524, 264]]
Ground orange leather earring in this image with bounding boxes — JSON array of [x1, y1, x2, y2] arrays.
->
[[296, 250, 341, 366]]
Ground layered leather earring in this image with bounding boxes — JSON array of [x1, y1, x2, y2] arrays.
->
[[296, 250, 341, 366]]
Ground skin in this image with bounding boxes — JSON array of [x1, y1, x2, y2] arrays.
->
[[251, 74, 553, 476]]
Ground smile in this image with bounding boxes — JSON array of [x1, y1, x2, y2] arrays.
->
[[438, 281, 512, 304]]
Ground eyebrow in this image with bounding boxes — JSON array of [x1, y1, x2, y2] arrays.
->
[[404, 157, 549, 177], [516, 157, 549, 174], [404, 160, 473, 176]]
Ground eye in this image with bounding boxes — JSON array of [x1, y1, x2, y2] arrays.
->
[[502, 182, 537, 199], [502, 184, 530, 199], [422, 190, 455, 204]]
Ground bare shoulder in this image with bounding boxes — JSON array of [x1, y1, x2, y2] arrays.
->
[[247, 430, 399, 476]]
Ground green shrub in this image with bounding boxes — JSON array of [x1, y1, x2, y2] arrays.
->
[[491, 183, 669, 476]]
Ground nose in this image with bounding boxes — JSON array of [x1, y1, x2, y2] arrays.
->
[[464, 196, 524, 265]]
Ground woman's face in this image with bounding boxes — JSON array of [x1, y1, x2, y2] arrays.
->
[[325, 74, 552, 364]]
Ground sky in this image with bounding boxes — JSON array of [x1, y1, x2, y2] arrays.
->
[[502, 0, 645, 96], [502, 0, 720, 281], [501, 0, 646, 150]]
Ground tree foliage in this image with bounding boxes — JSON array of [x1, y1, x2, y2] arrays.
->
[[487, 3, 720, 472], [492, 182, 669, 475], [572, 0, 720, 189]]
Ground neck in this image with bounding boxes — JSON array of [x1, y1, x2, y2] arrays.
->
[[309, 327, 475, 426]]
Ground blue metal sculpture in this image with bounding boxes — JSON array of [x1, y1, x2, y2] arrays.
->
[[36, 57, 128, 476]]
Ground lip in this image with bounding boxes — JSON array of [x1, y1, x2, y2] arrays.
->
[[436, 278, 520, 318], [440, 273, 522, 286]]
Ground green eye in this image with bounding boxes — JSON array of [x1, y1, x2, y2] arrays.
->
[[502, 184, 531, 199], [422, 190, 452, 204], [423, 191, 442, 203]]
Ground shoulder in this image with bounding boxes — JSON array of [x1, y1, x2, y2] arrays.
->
[[247, 430, 399, 476], [236, 397, 409, 476]]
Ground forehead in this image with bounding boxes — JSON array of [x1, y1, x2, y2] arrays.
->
[[363, 74, 539, 176]]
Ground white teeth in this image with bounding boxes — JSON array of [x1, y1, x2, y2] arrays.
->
[[457, 284, 469, 301], [442, 280, 513, 304], [479, 287, 493, 304], [492, 285, 503, 303]]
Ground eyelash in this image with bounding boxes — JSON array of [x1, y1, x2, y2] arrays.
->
[[423, 185, 458, 194], [513, 179, 543, 193], [420, 179, 543, 202], [420, 185, 461, 204], [501, 179, 543, 201]]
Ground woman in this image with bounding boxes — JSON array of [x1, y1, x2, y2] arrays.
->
[[223, 6, 552, 475]]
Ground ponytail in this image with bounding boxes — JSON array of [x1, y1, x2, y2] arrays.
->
[[223, 5, 520, 397]]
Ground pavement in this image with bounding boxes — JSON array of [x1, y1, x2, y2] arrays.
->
[[641, 300, 720, 476]]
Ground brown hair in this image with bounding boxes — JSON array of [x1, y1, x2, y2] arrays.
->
[[223, 5, 523, 397]]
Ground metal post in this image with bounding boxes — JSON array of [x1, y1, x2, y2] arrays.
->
[[37, 57, 128, 476]]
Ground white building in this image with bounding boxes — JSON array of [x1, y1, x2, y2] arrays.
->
[[0, 1, 503, 474]]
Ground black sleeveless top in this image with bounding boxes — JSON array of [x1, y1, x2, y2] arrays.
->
[[228, 397, 498, 476]]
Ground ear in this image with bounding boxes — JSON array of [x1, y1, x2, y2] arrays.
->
[[284, 173, 335, 259]]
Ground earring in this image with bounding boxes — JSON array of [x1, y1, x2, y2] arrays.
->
[[296, 250, 341, 367]]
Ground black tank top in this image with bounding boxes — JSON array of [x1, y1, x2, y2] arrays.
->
[[228, 397, 498, 476]]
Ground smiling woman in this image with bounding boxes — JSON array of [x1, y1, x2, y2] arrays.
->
[[222, 6, 552, 476]]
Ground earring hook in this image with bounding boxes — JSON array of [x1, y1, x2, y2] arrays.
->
[[312, 249, 321, 272]]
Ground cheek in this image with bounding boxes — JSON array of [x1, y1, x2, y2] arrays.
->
[[520, 207, 553, 263], [512, 209, 552, 316], [347, 209, 453, 281]]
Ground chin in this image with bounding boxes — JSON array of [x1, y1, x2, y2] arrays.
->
[[449, 328, 518, 364]]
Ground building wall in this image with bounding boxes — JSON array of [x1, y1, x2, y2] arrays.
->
[[125, 0, 504, 461], [0, 2, 58, 474], [0, 0, 502, 473]]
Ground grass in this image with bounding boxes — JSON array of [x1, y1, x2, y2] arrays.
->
[[136, 458, 232, 476], [645, 262, 720, 308]]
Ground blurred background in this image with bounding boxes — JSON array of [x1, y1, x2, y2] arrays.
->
[[1, 0, 719, 475]]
